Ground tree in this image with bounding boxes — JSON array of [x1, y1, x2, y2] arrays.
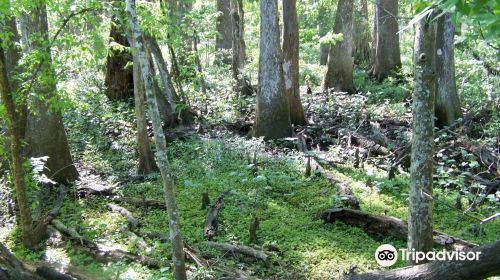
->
[[435, 13, 461, 128], [353, 0, 371, 64], [252, 0, 291, 139], [230, 0, 251, 95], [20, 3, 79, 184], [408, 12, 436, 265], [216, 0, 232, 63], [282, 0, 306, 125], [104, 17, 134, 101], [368, 0, 402, 82], [322, 0, 356, 94], [125, 0, 187, 279], [133, 55, 158, 175]]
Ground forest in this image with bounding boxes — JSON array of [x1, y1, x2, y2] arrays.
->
[[0, 0, 499, 279]]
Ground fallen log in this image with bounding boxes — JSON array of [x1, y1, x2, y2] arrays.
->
[[50, 219, 167, 268], [339, 129, 390, 156], [204, 192, 229, 240], [110, 196, 166, 209], [183, 241, 208, 267], [456, 137, 499, 177], [106, 203, 139, 229], [342, 240, 500, 280], [78, 182, 120, 196], [0, 242, 44, 280], [322, 208, 476, 251], [203, 241, 271, 262]]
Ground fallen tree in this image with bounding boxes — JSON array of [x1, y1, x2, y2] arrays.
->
[[322, 208, 476, 251], [341, 240, 500, 280], [110, 196, 166, 209], [204, 192, 229, 240], [203, 241, 271, 262]]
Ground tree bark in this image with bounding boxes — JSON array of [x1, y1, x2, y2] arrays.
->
[[408, 14, 436, 265], [435, 13, 462, 128], [230, 0, 250, 95], [125, 1, 187, 279], [282, 0, 306, 125], [368, 0, 402, 82], [104, 17, 134, 101], [216, 0, 232, 63], [353, 0, 371, 64], [252, 0, 291, 139], [133, 55, 158, 175], [342, 240, 500, 280], [322, 0, 356, 94], [20, 3, 79, 184]]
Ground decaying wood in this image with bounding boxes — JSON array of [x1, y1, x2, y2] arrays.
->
[[322, 208, 477, 251], [339, 129, 390, 156], [204, 192, 229, 240], [203, 241, 271, 262], [183, 241, 208, 267], [110, 196, 166, 209], [78, 182, 120, 196], [50, 219, 167, 268], [106, 203, 139, 228], [0, 242, 44, 280], [342, 240, 500, 280]]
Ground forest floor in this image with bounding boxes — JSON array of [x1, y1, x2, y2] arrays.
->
[[0, 73, 499, 280]]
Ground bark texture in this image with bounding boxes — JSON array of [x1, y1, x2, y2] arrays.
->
[[231, 0, 250, 95], [343, 241, 500, 280], [125, 1, 187, 279], [353, 0, 371, 64], [409, 15, 436, 265], [20, 3, 78, 184], [368, 0, 401, 81], [435, 13, 462, 128], [322, 0, 356, 94], [282, 0, 306, 125], [133, 55, 158, 175], [104, 18, 134, 100], [252, 0, 291, 139], [216, 0, 232, 63]]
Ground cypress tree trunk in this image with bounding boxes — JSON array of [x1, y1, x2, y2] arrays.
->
[[231, 0, 250, 95], [216, 0, 232, 63], [20, 3, 79, 184], [125, 1, 187, 279], [353, 0, 371, 64], [133, 55, 158, 175], [322, 0, 356, 94], [252, 0, 291, 139], [408, 14, 436, 265], [368, 0, 402, 81], [435, 13, 462, 128], [282, 0, 306, 125], [0, 46, 34, 249], [104, 17, 134, 101]]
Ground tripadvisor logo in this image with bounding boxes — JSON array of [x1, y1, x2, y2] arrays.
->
[[375, 244, 482, 267]]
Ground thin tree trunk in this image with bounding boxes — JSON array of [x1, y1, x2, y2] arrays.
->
[[368, 0, 401, 81], [231, 0, 250, 95], [133, 55, 158, 175], [193, 34, 208, 96], [125, 1, 187, 279], [322, 0, 356, 94], [282, 0, 306, 125], [353, 0, 371, 64], [252, 0, 291, 139], [104, 17, 134, 100], [0, 45, 34, 249], [409, 14, 436, 265], [20, 3, 79, 184], [435, 13, 461, 128]]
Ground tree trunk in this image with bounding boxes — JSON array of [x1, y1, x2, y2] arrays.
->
[[104, 17, 134, 101], [252, 0, 291, 139], [133, 55, 158, 175], [322, 0, 356, 94], [216, 0, 232, 63], [409, 14, 436, 265], [231, 0, 250, 95], [435, 13, 462, 128], [20, 3, 79, 184], [353, 0, 371, 64], [319, 43, 330, 66], [368, 0, 402, 81], [343, 241, 500, 280], [125, 1, 187, 279], [282, 0, 306, 125], [0, 44, 34, 249]]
